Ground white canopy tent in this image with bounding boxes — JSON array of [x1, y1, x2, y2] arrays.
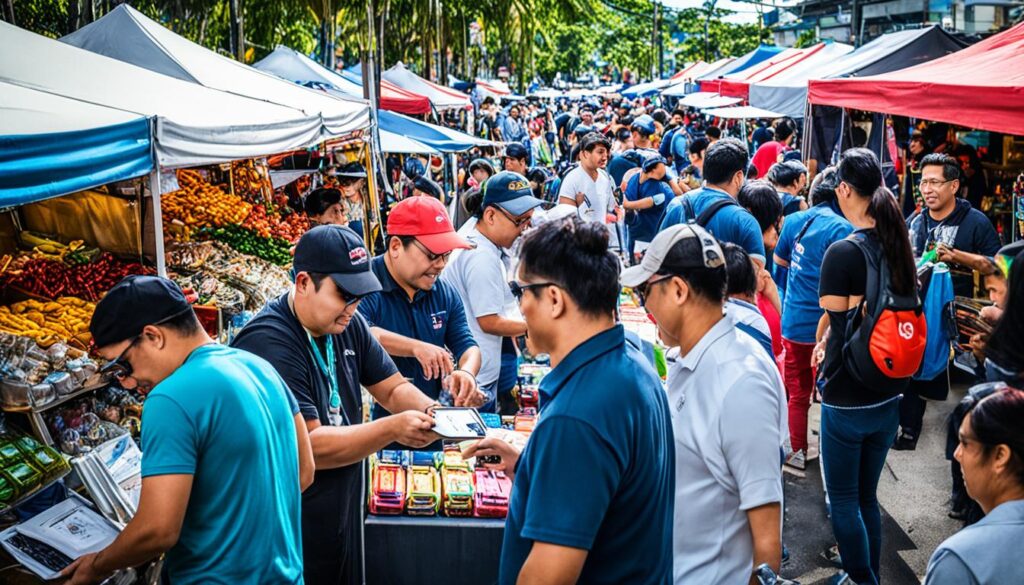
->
[[383, 62, 471, 110], [60, 5, 370, 138], [702, 105, 783, 119], [0, 81, 143, 134], [679, 92, 742, 108]]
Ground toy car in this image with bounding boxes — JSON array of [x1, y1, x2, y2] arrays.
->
[[406, 464, 441, 516], [369, 463, 406, 515], [441, 458, 475, 517], [514, 408, 537, 436], [473, 469, 512, 518]]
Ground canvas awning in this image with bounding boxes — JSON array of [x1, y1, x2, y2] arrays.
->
[[383, 62, 472, 110], [717, 43, 854, 101]]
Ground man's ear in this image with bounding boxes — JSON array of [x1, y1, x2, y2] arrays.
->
[[548, 285, 568, 319], [670, 276, 690, 307]]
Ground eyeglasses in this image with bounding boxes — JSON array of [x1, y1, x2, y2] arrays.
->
[[494, 205, 532, 228], [101, 335, 142, 383], [338, 286, 363, 309], [919, 179, 954, 189], [411, 239, 452, 263], [509, 281, 557, 302], [634, 274, 675, 306]]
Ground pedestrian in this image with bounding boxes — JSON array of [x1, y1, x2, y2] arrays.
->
[[660, 139, 767, 268], [304, 187, 347, 227], [530, 118, 554, 167], [773, 167, 853, 469], [902, 130, 930, 216], [953, 144, 989, 212], [767, 160, 810, 216], [924, 387, 1024, 585], [336, 162, 368, 238], [465, 217, 675, 585], [503, 142, 530, 176], [557, 132, 616, 225], [411, 175, 444, 201], [897, 153, 1002, 450], [65, 276, 311, 585], [231, 225, 441, 585], [456, 158, 495, 229], [631, 115, 657, 151], [705, 125, 722, 144], [722, 242, 774, 359], [686, 136, 709, 180], [441, 171, 543, 411], [813, 148, 918, 585], [622, 155, 676, 260], [983, 246, 1024, 385], [737, 180, 785, 357], [752, 117, 797, 179], [501, 104, 528, 145], [623, 224, 785, 584], [751, 120, 772, 153], [358, 196, 486, 422]]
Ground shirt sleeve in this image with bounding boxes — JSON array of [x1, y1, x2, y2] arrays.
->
[[444, 289, 479, 361], [462, 251, 508, 318], [660, 198, 684, 231], [140, 394, 198, 477], [819, 240, 867, 297], [519, 416, 623, 550], [356, 291, 382, 327], [234, 328, 320, 421], [354, 315, 401, 387], [924, 549, 980, 585], [719, 378, 784, 510]]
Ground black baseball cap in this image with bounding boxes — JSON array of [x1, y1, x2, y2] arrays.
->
[[90, 275, 194, 348], [336, 161, 367, 178], [504, 143, 529, 161], [413, 176, 444, 200], [293, 225, 382, 296], [642, 154, 668, 173]]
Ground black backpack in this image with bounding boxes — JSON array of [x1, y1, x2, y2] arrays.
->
[[840, 230, 927, 395], [682, 196, 740, 228]]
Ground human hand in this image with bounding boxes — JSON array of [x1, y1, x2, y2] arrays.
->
[[389, 410, 439, 448], [969, 333, 987, 361], [811, 339, 827, 369], [980, 305, 1003, 324], [61, 553, 110, 585], [462, 437, 522, 480], [444, 370, 486, 407], [935, 244, 958, 264], [412, 342, 454, 380], [574, 191, 586, 207]]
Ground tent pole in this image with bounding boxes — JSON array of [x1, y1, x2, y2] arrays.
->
[[149, 166, 167, 278]]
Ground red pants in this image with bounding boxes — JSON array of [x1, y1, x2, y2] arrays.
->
[[783, 338, 815, 452]]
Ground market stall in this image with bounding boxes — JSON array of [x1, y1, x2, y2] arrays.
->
[[717, 42, 853, 102], [383, 62, 473, 111]]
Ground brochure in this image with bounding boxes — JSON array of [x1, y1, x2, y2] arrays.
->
[[431, 407, 488, 440]]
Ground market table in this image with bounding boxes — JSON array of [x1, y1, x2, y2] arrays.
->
[[364, 515, 505, 584]]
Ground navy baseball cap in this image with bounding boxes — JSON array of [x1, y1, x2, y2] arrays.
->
[[90, 275, 194, 348], [631, 115, 656, 136], [413, 176, 444, 200], [482, 171, 545, 216], [293, 225, 382, 296], [504, 143, 529, 161], [574, 124, 595, 138], [642, 154, 668, 172]]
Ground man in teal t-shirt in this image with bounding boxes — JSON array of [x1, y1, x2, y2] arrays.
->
[[65, 276, 312, 585]]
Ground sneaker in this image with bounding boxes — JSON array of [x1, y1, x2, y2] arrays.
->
[[784, 450, 806, 470], [827, 572, 852, 585], [892, 431, 918, 451]]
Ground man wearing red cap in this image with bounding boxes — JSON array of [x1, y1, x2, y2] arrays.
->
[[359, 197, 487, 420]]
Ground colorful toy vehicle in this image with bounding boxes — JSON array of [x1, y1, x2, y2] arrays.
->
[[441, 464, 474, 517], [406, 463, 441, 516], [369, 463, 407, 515], [473, 469, 512, 518]]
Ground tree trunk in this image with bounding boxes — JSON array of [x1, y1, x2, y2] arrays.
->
[[1, 0, 15, 25]]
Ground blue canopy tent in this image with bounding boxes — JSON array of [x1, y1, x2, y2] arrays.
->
[[0, 81, 153, 206], [378, 110, 490, 152], [716, 45, 784, 77]]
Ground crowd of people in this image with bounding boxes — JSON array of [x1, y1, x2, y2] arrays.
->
[[56, 99, 1024, 585]]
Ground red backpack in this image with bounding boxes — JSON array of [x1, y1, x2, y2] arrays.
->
[[842, 231, 927, 394]]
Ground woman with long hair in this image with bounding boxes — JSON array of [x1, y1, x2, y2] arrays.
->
[[983, 246, 1024, 384], [814, 148, 918, 585], [925, 387, 1024, 584]]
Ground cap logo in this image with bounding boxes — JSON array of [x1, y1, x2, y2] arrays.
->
[[349, 247, 369, 265], [435, 215, 445, 223], [507, 180, 529, 191]]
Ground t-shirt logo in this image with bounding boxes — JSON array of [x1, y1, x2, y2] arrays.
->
[[349, 247, 369, 265], [430, 311, 446, 330], [343, 349, 357, 357]]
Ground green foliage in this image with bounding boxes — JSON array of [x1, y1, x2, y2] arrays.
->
[[672, 6, 772, 63], [795, 28, 818, 49]]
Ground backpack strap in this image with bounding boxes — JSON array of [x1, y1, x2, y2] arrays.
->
[[793, 214, 819, 248], [845, 230, 884, 316], [693, 198, 739, 228], [682, 195, 695, 224]]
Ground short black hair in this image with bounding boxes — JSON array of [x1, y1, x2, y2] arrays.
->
[[809, 166, 839, 205], [766, 161, 805, 188], [160, 308, 204, 337], [689, 137, 709, 157], [705, 126, 722, 140], [774, 117, 797, 141], [659, 237, 727, 305], [703, 138, 749, 185], [579, 132, 612, 152], [920, 153, 961, 183], [518, 217, 620, 317], [616, 127, 632, 141], [304, 188, 342, 216], [671, 108, 687, 118], [722, 242, 757, 298], [738, 180, 783, 234]]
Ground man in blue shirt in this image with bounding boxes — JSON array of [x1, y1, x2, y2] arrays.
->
[[661, 138, 768, 267], [358, 196, 485, 418], [68, 276, 312, 585], [622, 155, 677, 260], [465, 217, 674, 585], [501, 104, 528, 146]]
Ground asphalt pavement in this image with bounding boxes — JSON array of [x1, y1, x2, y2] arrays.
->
[[781, 386, 967, 585]]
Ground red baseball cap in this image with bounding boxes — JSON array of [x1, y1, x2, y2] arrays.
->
[[387, 197, 473, 254]]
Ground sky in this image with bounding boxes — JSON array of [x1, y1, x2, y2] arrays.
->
[[660, 0, 798, 25]]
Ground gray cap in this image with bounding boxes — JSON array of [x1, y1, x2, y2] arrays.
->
[[620, 224, 725, 288]]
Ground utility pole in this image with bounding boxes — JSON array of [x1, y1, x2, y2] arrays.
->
[[850, 0, 859, 47], [703, 0, 717, 62], [651, 2, 659, 80], [229, 0, 244, 62]]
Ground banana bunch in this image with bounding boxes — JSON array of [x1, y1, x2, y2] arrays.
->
[[0, 297, 95, 349], [19, 232, 98, 265], [232, 160, 266, 200]]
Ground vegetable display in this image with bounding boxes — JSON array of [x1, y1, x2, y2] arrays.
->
[[241, 204, 309, 243], [162, 170, 251, 230], [201, 225, 292, 266], [0, 253, 153, 302]]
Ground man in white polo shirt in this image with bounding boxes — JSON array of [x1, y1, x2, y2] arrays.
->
[[622, 223, 786, 585], [557, 132, 616, 226]]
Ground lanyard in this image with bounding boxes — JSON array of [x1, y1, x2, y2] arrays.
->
[[305, 333, 350, 426]]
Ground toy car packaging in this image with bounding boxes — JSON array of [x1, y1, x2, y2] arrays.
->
[[441, 448, 475, 517], [369, 462, 406, 515], [515, 385, 539, 410], [406, 452, 441, 516], [514, 407, 537, 437], [473, 469, 512, 518]]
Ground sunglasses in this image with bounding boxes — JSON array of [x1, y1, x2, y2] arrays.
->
[[411, 239, 452, 263], [634, 274, 675, 306], [98, 308, 194, 383], [338, 286, 363, 309], [509, 281, 557, 302], [494, 205, 532, 228]]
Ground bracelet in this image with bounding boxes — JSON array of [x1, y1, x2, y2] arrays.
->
[[424, 402, 441, 415]]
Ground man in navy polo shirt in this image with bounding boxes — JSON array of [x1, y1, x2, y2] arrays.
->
[[660, 138, 767, 267], [358, 196, 486, 418], [465, 216, 674, 585], [622, 154, 678, 259]]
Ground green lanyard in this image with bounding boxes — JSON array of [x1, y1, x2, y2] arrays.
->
[[306, 333, 348, 426]]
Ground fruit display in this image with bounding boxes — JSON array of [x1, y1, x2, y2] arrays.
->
[[0, 297, 95, 349], [162, 169, 251, 231], [242, 203, 309, 243], [0, 253, 153, 302], [201, 225, 292, 266], [231, 159, 269, 201], [18, 232, 100, 266]]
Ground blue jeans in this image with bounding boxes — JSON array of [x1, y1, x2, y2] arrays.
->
[[820, 398, 899, 585]]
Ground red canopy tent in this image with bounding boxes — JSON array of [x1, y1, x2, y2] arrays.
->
[[717, 44, 828, 101], [380, 80, 432, 115], [809, 21, 1024, 136]]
